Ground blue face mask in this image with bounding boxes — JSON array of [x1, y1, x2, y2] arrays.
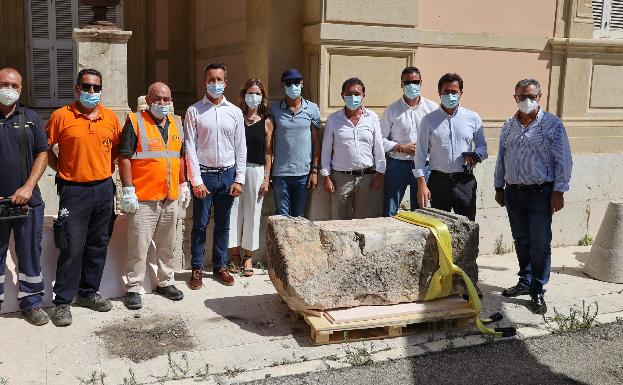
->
[[206, 82, 225, 98], [150, 103, 170, 120], [343, 95, 363, 111], [79, 91, 101, 108], [284, 84, 302, 100], [440, 93, 460, 109], [403, 84, 421, 100]]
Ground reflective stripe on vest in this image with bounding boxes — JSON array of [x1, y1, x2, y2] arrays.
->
[[131, 113, 183, 160]]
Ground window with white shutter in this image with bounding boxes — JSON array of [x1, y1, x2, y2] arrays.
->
[[593, 0, 623, 38], [25, 0, 123, 108]]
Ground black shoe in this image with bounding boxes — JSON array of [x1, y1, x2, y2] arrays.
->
[[531, 294, 547, 315], [502, 283, 530, 297], [52, 304, 72, 327], [125, 292, 142, 310], [76, 292, 113, 312], [22, 307, 50, 326], [155, 285, 184, 301]]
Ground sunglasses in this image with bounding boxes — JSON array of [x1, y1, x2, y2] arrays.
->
[[80, 83, 102, 92], [514, 94, 540, 101], [402, 80, 421, 85], [284, 80, 301, 87]]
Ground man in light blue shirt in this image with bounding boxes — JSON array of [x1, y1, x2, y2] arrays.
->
[[414, 73, 487, 221], [270, 69, 321, 217], [494, 78, 572, 315]]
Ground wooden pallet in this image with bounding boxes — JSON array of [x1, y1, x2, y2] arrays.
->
[[303, 296, 477, 345]]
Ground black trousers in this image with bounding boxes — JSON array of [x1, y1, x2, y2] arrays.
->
[[428, 171, 477, 221], [52, 178, 115, 305]]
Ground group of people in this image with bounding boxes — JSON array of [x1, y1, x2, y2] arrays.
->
[[0, 60, 572, 327]]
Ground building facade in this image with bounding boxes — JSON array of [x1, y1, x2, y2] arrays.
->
[[1, 0, 622, 258]]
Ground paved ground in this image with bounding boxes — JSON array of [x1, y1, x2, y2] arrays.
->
[[0, 246, 622, 385], [246, 320, 623, 385]]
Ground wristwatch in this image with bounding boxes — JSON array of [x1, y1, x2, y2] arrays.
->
[[495, 187, 504, 192], [310, 165, 320, 174]]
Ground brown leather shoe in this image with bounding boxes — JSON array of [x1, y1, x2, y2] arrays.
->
[[214, 267, 235, 286], [189, 268, 203, 290]]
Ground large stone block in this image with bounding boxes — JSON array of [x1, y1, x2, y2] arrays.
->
[[267, 208, 479, 311]]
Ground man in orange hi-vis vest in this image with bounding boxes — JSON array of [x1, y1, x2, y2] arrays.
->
[[117, 82, 191, 310]]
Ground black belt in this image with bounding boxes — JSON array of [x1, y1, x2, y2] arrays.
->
[[506, 182, 553, 191], [336, 167, 375, 176], [430, 170, 471, 180], [56, 176, 111, 187], [200, 165, 235, 174]]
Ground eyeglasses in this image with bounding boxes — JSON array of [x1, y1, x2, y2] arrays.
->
[[514, 94, 540, 101], [284, 80, 301, 87], [402, 80, 421, 85], [80, 83, 102, 93]]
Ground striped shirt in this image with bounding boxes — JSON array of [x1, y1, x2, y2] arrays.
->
[[494, 109, 572, 192]]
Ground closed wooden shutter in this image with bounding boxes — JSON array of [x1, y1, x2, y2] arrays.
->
[[593, 0, 605, 29], [610, 0, 623, 30]]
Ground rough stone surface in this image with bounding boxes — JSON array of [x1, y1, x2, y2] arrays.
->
[[267, 208, 480, 311], [584, 201, 623, 283]]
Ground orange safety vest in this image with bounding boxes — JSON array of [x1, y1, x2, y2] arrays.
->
[[128, 111, 184, 201]]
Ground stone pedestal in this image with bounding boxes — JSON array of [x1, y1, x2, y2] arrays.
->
[[73, 28, 132, 123], [267, 208, 480, 312], [584, 201, 623, 283]]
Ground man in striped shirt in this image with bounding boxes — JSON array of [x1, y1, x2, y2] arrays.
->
[[494, 78, 573, 315]]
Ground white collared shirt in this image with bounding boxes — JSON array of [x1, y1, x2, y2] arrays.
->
[[320, 107, 386, 176], [184, 95, 247, 186], [380, 96, 438, 160]]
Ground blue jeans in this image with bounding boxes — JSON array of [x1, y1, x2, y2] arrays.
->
[[504, 184, 553, 295], [272, 175, 309, 217], [383, 157, 420, 217], [191, 167, 235, 271]]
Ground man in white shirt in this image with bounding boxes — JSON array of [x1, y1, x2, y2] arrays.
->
[[321, 78, 385, 219], [184, 62, 246, 289], [380, 67, 438, 217]]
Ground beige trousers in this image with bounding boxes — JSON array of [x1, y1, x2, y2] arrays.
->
[[125, 199, 178, 293], [331, 172, 383, 220]]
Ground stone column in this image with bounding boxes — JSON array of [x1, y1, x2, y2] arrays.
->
[[73, 28, 132, 123]]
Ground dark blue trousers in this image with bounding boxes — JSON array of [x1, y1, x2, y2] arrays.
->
[[505, 184, 553, 295], [272, 175, 309, 217], [0, 204, 45, 311], [190, 167, 235, 271], [52, 179, 115, 305]]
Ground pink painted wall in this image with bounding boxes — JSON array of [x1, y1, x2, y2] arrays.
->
[[419, 0, 557, 38], [417, 47, 552, 120]]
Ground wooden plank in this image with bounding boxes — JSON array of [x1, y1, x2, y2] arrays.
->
[[324, 296, 470, 324]]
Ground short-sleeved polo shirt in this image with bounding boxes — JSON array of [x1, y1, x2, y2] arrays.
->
[[46, 102, 121, 182], [0, 104, 48, 206], [270, 98, 321, 177]]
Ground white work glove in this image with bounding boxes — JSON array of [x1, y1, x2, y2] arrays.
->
[[121, 186, 139, 214], [179, 182, 191, 209]]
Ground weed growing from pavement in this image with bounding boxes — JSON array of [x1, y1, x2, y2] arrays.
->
[[257, 260, 267, 275], [544, 300, 599, 334], [494, 234, 510, 255], [343, 344, 373, 366], [121, 368, 138, 385], [577, 234, 593, 246], [0, 377, 8, 385], [77, 371, 106, 385], [224, 366, 246, 378]]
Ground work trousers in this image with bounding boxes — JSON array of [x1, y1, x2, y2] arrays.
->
[[52, 178, 115, 305], [229, 163, 265, 251], [0, 204, 45, 311], [427, 171, 477, 221], [331, 172, 382, 220], [190, 166, 235, 271], [125, 199, 178, 293], [505, 184, 554, 295]]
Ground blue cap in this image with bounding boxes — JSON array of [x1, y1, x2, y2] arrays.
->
[[281, 68, 303, 81]]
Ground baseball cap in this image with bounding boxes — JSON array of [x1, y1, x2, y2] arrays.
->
[[281, 68, 303, 82]]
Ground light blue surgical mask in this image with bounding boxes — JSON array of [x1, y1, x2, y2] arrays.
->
[[440, 93, 460, 109], [403, 84, 421, 100], [79, 91, 101, 108], [150, 103, 170, 120], [343, 95, 363, 111], [284, 84, 302, 100], [206, 82, 225, 98]]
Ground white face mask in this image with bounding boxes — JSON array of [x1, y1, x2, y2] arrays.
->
[[245, 93, 262, 109], [0, 87, 20, 106], [518, 98, 538, 115]]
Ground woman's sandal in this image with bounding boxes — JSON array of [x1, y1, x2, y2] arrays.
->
[[243, 256, 254, 277], [229, 255, 241, 274]]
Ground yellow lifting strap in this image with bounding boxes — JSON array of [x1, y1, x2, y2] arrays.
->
[[394, 211, 502, 337]]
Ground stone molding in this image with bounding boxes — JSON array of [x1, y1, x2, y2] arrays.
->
[[73, 28, 132, 43], [550, 37, 623, 54]]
